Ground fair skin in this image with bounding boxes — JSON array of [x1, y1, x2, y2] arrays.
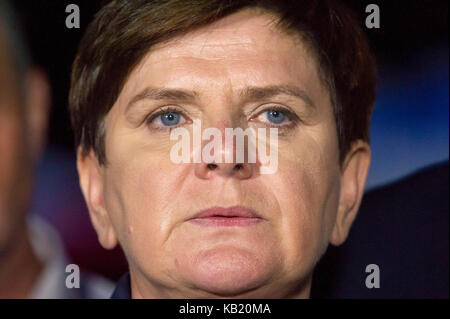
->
[[0, 26, 50, 298], [78, 9, 370, 298]]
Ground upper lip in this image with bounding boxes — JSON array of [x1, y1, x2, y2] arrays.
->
[[190, 206, 262, 220]]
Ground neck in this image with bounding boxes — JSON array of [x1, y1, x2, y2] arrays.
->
[[0, 221, 43, 298]]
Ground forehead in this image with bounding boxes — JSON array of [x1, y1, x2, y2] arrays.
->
[[117, 9, 326, 106]]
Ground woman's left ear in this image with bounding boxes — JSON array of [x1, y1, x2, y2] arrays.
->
[[331, 140, 371, 246]]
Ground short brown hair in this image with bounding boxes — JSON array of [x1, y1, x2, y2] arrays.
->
[[69, 0, 376, 165]]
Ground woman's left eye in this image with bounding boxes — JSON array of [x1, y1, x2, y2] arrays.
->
[[255, 109, 289, 125]]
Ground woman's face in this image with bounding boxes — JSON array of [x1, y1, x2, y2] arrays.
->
[[79, 9, 365, 298]]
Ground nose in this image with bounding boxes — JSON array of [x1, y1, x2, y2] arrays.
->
[[195, 161, 254, 180], [194, 125, 257, 180]]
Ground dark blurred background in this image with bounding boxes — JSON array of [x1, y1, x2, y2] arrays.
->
[[10, 0, 449, 283]]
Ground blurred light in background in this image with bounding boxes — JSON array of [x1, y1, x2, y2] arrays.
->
[[367, 44, 449, 188]]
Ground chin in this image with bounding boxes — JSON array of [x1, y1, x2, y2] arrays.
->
[[179, 246, 276, 297]]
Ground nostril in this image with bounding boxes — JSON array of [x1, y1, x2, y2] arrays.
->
[[207, 163, 218, 170]]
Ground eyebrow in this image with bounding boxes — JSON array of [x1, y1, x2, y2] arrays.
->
[[126, 84, 314, 112], [239, 85, 315, 108], [127, 87, 199, 111]]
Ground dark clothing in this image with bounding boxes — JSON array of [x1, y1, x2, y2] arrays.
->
[[312, 161, 449, 298], [110, 272, 131, 299]]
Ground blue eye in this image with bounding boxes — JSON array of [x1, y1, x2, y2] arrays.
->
[[160, 112, 181, 126], [266, 109, 286, 124]]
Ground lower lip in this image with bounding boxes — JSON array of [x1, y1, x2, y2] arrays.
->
[[189, 216, 263, 227]]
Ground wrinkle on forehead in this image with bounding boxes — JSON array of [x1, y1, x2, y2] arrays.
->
[[114, 7, 328, 120], [129, 12, 310, 82], [150, 9, 286, 59]]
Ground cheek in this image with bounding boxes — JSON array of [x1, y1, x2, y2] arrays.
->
[[0, 121, 17, 198], [0, 112, 22, 193], [0, 116, 19, 244], [0, 111, 31, 248], [269, 128, 341, 273], [103, 146, 187, 265]]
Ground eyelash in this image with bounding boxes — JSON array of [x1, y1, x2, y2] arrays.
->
[[145, 105, 301, 130], [145, 106, 188, 130], [252, 105, 301, 129]]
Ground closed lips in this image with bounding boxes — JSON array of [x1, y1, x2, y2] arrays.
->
[[189, 206, 264, 226]]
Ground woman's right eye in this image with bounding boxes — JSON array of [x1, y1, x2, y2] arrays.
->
[[147, 109, 187, 129], [159, 112, 181, 126]]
